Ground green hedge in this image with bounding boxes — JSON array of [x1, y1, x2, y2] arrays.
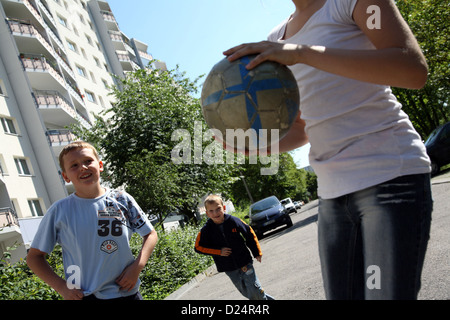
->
[[0, 223, 212, 300]]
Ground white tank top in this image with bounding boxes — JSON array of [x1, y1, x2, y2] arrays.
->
[[268, 0, 430, 199]]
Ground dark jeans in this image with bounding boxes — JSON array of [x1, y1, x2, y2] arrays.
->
[[318, 173, 433, 300]]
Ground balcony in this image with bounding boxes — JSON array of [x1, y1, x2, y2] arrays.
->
[[8, 19, 75, 81], [46, 129, 77, 145], [0, 208, 19, 228], [108, 30, 125, 50], [34, 90, 78, 127], [116, 50, 134, 71], [21, 54, 65, 87], [20, 55, 86, 110], [46, 129, 78, 155], [101, 10, 119, 31], [2, 0, 66, 53]]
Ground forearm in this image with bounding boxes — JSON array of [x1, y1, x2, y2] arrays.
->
[[270, 112, 308, 154], [135, 230, 158, 270], [115, 230, 158, 291], [297, 45, 427, 89], [27, 250, 67, 294]]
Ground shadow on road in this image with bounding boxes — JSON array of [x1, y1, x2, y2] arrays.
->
[[260, 211, 318, 241]]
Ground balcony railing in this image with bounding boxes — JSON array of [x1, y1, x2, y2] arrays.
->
[[116, 50, 131, 62], [8, 19, 74, 80], [0, 208, 19, 228], [34, 90, 78, 119], [21, 55, 85, 105], [20, 54, 66, 85], [46, 129, 77, 146], [101, 10, 117, 23], [108, 30, 122, 42]]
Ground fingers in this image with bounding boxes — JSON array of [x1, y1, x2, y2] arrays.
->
[[63, 288, 84, 300], [223, 41, 272, 69], [221, 247, 232, 256], [115, 269, 138, 292], [224, 41, 302, 70]]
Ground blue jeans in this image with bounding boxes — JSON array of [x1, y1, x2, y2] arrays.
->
[[225, 263, 274, 300], [318, 173, 433, 300]]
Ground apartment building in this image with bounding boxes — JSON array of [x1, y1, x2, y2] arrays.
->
[[0, 0, 163, 263]]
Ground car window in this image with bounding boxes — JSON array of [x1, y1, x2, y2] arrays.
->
[[440, 125, 450, 142], [425, 127, 440, 146], [250, 198, 279, 214]]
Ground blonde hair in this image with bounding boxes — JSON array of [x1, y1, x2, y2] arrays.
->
[[204, 194, 224, 208], [59, 141, 99, 172]]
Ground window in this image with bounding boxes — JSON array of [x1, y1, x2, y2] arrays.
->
[[14, 157, 31, 175], [28, 200, 43, 217], [58, 15, 67, 27], [1, 117, 17, 134], [76, 65, 86, 77], [85, 34, 92, 45], [85, 91, 96, 103], [99, 96, 105, 108], [0, 155, 6, 176], [0, 78, 6, 96], [93, 56, 100, 67], [67, 40, 77, 52]]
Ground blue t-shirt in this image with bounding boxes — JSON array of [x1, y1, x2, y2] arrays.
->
[[31, 188, 154, 299]]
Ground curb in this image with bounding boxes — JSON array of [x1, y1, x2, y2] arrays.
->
[[165, 264, 218, 300]]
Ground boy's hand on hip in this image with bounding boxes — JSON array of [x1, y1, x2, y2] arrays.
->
[[221, 248, 232, 256], [116, 263, 140, 292]]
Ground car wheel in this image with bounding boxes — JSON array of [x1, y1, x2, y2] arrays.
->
[[286, 216, 293, 228]]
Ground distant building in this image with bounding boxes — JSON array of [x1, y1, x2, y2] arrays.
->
[[301, 166, 315, 173]]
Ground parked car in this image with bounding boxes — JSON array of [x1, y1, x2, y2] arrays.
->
[[247, 196, 293, 239], [280, 198, 297, 214], [425, 121, 450, 175], [294, 201, 302, 210]]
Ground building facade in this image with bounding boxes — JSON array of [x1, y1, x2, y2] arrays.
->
[[0, 0, 163, 262]]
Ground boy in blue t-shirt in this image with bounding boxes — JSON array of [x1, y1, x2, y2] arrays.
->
[[27, 141, 158, 300]]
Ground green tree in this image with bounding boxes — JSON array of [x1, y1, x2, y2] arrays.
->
[[230, 153, 314, 206], [394, 0, 449, 139]]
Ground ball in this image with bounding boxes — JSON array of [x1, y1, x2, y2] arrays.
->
[[201, 55, 299, 151]]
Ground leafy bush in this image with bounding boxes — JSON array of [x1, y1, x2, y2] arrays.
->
[[0, 246, 62, 300], [135, 223, 213, 300], [0, 223, 212, 300]]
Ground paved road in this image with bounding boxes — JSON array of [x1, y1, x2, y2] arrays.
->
[[166, 171, 450, 300]]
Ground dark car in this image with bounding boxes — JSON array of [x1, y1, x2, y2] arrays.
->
[[247, 196, 293, 239], [425, 121, 450, 175]]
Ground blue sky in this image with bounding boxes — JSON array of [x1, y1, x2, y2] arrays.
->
[[107, 0, 310, 168]]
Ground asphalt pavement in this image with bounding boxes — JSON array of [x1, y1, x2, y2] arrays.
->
[[166, 170, 450, 301]]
